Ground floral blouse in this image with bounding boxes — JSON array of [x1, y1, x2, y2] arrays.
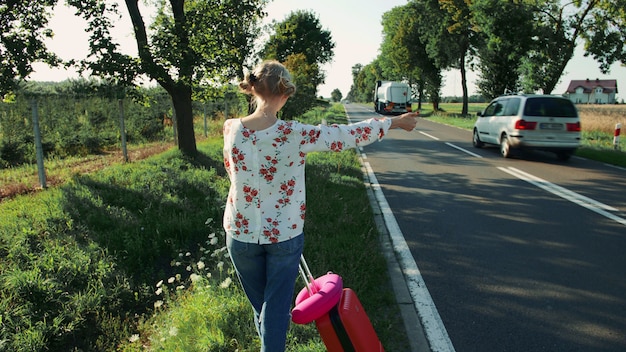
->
[[222, 117, 392, 244]]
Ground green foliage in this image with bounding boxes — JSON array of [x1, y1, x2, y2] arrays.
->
[[0, 0, 62, 94], [330, 88, 342, 102], [263, 10, 335, 119], [380, 3, 442, 105], [0, 82, 175, 167], [59, 149, 228, 282], [262, 10, 335, 67], [0, 191, 134, 351], [582, 0, 626, 72], [349, 59, 384, 103], [282, 54, 322, 120], [472, 0, 535, 99]]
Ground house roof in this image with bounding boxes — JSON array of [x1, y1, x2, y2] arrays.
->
[[566, 79, 618, 94]]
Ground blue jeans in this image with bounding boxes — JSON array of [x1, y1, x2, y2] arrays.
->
[[226, 234, 304, 352]]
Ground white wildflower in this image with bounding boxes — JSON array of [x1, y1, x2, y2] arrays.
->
[[155, 287, 162, 296], [210, 237, 218, 245], [185, 252, 191, 257], [197, 261, 206, 270], [167, 277, 175, 284], [176, 285, 185, 291], [129, 334, 140, 343], [190, 273, 201, 282], [220, 277, 232, 289], [206, 272, 212, 279], [186, 265, 192, 272], [156, 280, 163, 288], [175, 261, 181, 267], [154, 300, 164, 309], [217, 261, 224, 270], [169, 326, 178, 336], [175, 273, 181, 281]]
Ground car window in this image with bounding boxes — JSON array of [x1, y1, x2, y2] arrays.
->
[[524, 97, 578, 117], [483, 100, 506, 117], [503, 97, 520, 115]]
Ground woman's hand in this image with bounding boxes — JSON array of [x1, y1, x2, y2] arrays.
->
[[390, 111, 419, 131]]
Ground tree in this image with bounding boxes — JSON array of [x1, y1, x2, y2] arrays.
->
[[380, 3, 442, 109], [519, 0, 602, 94], [261, 10, 335, 67], [330, 88, 342, 102], [413, 0, 480, 115], [0, 0, 62, 94], [472, 0, 535, 99], [581, 0, 626, 73], [281, 53, 319, 119], [2, 0, 268, 156], [353, 59, 384, 103], [346, 63, 363, 102], [262, 10, 335, 119]]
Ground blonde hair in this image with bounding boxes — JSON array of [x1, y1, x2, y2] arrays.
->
[[239, 60, 296, 103]]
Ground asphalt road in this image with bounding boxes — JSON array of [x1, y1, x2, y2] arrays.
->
[[345, 103, 626, 352]]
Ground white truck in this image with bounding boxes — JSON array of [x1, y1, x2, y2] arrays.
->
[[374, 80, 412, 115]]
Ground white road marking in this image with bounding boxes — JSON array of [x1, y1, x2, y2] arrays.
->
[[347, 109, 455, 352], [419, 131, 440, 140], [499, 166, 626, 226], [364, 161, 456, 352], [445, 142, 483, 158]]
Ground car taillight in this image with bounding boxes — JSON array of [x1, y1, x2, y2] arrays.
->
[[566, 122, 581, 132], [514, 119, 537, 130]]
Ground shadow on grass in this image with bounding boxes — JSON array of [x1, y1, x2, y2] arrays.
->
[[58, 150, 227, 284]]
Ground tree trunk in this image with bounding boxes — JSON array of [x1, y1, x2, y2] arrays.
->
[[170, 86, 197, 156], [460, 52, 469, 116]]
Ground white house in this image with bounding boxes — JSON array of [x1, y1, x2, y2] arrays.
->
[[565, 78, 618, 104]]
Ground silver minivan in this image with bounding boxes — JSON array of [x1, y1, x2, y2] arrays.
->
[[472, 94, 581, 160]]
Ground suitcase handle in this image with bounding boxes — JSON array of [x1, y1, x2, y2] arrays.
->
[[299, 254, 318, 295]]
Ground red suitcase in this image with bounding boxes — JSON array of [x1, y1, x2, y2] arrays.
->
[[292, 256, 385, 352], [315, 288, 385, 352]]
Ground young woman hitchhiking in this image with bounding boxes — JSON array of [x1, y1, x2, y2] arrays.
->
[[222, 60, 417, 351]]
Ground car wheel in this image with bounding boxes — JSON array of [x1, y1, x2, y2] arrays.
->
[[500, 134, 511, 158], [472, 129, 484, 148]]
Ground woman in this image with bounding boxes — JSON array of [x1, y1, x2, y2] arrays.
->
[[223, 60, 417, 351]]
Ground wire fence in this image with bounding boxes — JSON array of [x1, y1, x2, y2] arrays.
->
[[0, 92, 246, 188]]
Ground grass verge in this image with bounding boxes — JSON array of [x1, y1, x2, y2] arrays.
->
[[0, 103, 410, 351]]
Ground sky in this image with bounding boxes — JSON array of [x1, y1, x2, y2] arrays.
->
[[30, 0, 626, 100]]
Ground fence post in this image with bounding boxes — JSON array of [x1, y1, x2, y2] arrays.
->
[[203, 103, 208, 137], [118, 99, 129, 162], [614, 123, 622, 150], [30, 99, 47, 189]]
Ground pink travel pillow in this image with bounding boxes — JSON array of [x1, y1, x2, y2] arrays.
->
[[292, 273, 343, 324]]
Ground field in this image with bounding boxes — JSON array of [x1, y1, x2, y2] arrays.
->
[[576, 104, 625, 134]]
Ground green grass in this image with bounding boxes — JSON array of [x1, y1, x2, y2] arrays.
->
[[0, 103, 409, 351]]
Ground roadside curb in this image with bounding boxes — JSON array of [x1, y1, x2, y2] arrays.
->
[[361, 160, 431, 352]]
